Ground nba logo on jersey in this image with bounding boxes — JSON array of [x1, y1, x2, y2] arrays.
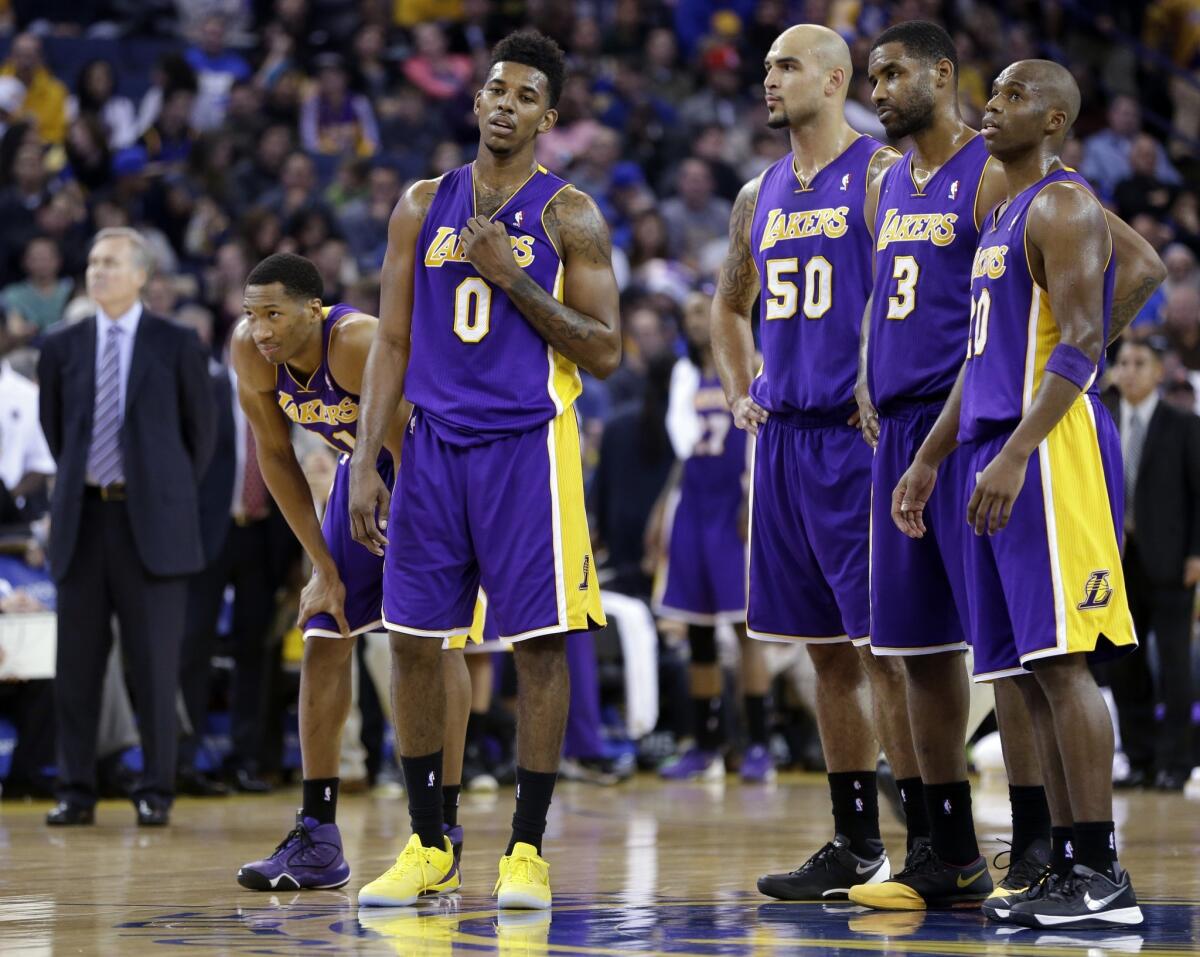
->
[[514, 210, 524, 228], [840, 173, 850, 191], [1077, 570, 1114, 610], [949, 180, 959, 200]]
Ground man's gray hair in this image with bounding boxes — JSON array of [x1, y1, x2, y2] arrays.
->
[[92, 227, 155, 277]]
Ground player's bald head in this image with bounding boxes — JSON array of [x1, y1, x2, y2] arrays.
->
[[1001, 59, 1080, 129], [771, 24, 852, 91]]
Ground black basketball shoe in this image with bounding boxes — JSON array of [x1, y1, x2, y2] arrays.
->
[[758, 836, 890, 901]]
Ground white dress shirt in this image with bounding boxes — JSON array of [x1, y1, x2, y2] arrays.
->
[[1119, 391, 1159, 456], [0, 359, 55, 490]]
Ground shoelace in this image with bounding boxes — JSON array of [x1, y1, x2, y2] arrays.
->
[[273, 822, 315, 856], [991, 839, 1014, 872], [1043, 869, 1080, 902], [791, 841, 841, 874], [383, 840, 445, 884], [506, 854, 546, 885], [894, 839, 937, 878]]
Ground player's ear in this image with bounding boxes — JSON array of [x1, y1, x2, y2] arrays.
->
[[473, 89, 483, 116], [826, 67, 846, 97], [935, 57, 954, 88], [1045, 107, 1068, 135], [538, 107, 558, 134], [309, 298, 323, 321]]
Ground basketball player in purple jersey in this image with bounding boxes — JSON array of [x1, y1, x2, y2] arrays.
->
[[229, 254, 476, 892], [711, 24, 925, 901], [651, 291, 774, 783], [348, 32, 619, 910], [890, 59, 1149, 930], [851, 23, 1164, 912]]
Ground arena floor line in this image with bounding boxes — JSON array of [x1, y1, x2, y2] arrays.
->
[[1, 773, 1197, 955]]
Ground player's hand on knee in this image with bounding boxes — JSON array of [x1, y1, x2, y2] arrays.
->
[[892, 462, 936, 538], [967, 448, 1026, 536], [348, 466, 391, 555], [731, 395, 769, 434], [299, 565, 351, 636], [853, 382, 880, 447]]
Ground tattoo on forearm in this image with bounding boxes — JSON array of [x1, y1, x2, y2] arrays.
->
[[716, 182, 760, 311], [507, 272, 598, 346], [1110, 275, 1160, 339]]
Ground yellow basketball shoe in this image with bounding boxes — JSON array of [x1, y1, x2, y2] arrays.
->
[[494, 843, 552, 910], [848, 842, 992, 910], [359, 834, 460, 907]]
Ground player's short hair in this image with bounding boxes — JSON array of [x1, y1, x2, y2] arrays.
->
[[245, 252, 323, 302], [872, 20, 958, 72], [491, 30, 566, 107]]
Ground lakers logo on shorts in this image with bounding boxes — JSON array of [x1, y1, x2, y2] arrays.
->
[[1077, 570, 1114, 611]]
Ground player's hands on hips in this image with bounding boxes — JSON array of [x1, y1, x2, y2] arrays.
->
[[298, 563, 351, 636], [732, 394, 769, 434], [348, 462, 391, 556], [460, 216, 521, 286], [853, 380, 880, 447], [892, 459, 938, 538], [967, 447, 1028, 536]]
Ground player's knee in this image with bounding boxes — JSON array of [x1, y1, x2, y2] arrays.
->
[[1028, 653, 1092, 698], [304, 634, 355, 667], [513, 635, 568, 682], [807, 641, 862, 686], [388, 631, 442, 667], [688, 625, 718, 665], [857, 643, 902, 682]]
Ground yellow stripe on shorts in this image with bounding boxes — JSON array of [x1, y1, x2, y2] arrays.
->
[[549, 407, 606, 632], [1038, 397, 1136, 658]]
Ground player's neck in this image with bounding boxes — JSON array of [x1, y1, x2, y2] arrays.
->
[[1002, 150, 1064, 201], [788, 116, 857, 185], [473, 145, 539, 191], [910, 111, 975, 171], [287, 323, 324, 378]]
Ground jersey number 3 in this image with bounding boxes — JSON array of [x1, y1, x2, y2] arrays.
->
[[765, 257, 832, 320], [454, 277, 492, 343]]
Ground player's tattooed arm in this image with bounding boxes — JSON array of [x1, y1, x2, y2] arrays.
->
[[462, 187, 620, 377], [855, 158, 898, 445], [1106, 210, 1166, 342], [712, 176, 768, 434]]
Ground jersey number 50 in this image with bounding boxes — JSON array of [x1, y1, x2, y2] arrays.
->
[[765, 257, 832, 320], [454, 277, 492, 343]]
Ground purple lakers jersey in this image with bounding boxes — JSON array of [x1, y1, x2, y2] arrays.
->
[[682, 370, 749, 499], [749, 135, 889, 415], [405, 163, 581, 438], [276, 303, 363, 456], [959, 169, 1114, 444], [868, 135, 993, 407]]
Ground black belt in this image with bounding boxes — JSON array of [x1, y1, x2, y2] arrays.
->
[[85, 483, 126, 501]]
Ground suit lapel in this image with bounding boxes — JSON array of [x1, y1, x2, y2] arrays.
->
[[124, 314, 154, 413], [1138, 401, 1168, 485]]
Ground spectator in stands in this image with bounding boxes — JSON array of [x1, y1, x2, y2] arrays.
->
[[402, 21, 473, 101], [375, 82, 447, 178], [661, 158, 732, 266], [0, 77, 25, 138], [606, 301, 677, 409], [186, 15, 252, 131], [1, 235, 72, 337], [1161, 284, 1200, 369], [338, 161, 400, 272], [1143, 0, 1200, 154], [0, 34, 67, 145], [140, 85, 198, 173], [67, 59, 138, 151], [136, 53, 198, 140], [1103, 338, 1200, 791], [0, 351, 54, 511], [1116, 133, 1179, 221], [679, 44, 745, 134], [1082, 95, 1181, 201], [62, 115, 113, 195], [261, 150, 329, 221], [352, 23, 393, 101], [37, 227, 215, 827], [232, 124, 293, 212], [299, 53, 379, 157]]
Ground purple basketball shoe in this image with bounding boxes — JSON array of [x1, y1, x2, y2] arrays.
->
[[237, 814, 351, 891]]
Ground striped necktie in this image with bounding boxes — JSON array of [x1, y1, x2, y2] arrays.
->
[[1123, 410, 1146, 531], [87, 323, 125, 486]]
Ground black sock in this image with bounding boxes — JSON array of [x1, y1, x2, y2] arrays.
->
[[301, 777, 339, 825], [828, 770, 881, 858], [1051, 825, 1075, 877], [924, 781, 979, 865], [1008, 785, 1051, 859], [896, 777, 930, 851], [508, 767, 557, 855], [1073, 820, 1117, 879], [693, 695, 723, 752], [443, 784, 461, 829], [744, 695, 768, 745], [400, 750, 444, 848]]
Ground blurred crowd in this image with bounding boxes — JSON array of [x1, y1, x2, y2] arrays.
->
[[1, 0, 1199, 801]]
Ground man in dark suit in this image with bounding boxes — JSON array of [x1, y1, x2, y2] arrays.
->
[[1103, 338, 1200, 791], [38, 227, 215, 825]]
